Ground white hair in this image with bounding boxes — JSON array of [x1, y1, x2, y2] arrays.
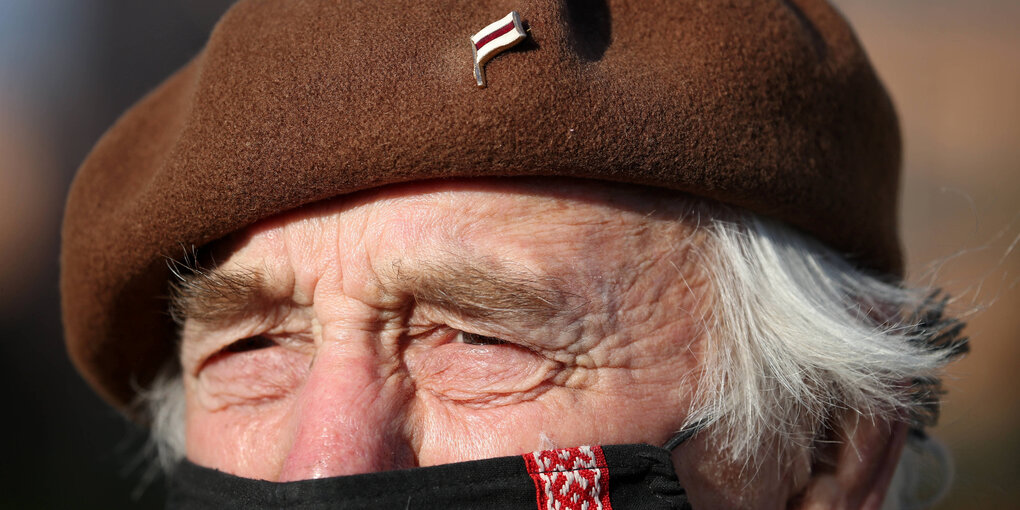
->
[[139, 209, 965, 508], [136, 364, 186, 474], [683, 212, 964, 459], [685, 211, 964, 508]]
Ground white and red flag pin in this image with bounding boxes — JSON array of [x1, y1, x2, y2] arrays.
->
[[471, 11, 528, 88]]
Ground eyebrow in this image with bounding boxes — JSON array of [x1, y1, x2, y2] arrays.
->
[[169, 259, 578, 328], [168, 264, 274, 327], [387, 260, 578, 325]]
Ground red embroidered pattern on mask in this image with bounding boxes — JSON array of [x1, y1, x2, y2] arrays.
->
[[523, 445, 613, 510]]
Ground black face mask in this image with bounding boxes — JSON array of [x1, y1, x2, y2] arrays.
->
[[168, 428, 701, 510]]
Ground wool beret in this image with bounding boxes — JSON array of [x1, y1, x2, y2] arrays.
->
[[62, 0, 901, 410]]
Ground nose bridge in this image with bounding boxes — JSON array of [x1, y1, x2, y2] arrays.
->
[[278, 332, 413, 481]]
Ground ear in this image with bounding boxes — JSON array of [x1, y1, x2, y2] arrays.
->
[[792, 416, 909, 510]]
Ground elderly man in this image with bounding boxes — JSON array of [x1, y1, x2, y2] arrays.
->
[[61, 1, 966, 508]]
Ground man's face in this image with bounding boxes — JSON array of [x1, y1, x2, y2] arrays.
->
[[177, 179, 710, 481]]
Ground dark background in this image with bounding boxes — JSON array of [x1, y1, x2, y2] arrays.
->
[[0, 1, 1016, 508], [0, 3, 234, 508]]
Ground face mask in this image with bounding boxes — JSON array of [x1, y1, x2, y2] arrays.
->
[[168, 428, 702, 510]]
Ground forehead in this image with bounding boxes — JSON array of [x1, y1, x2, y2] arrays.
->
[[208, 179, 702, 278]]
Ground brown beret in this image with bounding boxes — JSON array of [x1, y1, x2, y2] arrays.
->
[[62, 0, 901, 410]]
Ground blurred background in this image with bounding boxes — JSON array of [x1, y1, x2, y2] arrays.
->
[[0, 1, 1015, 508]]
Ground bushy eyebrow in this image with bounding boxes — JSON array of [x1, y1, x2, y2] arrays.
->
[[168, 264, 272, 327], [387, 260, 577, 325], [169, 258, 578, 328]]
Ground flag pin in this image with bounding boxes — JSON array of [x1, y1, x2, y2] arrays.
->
[[471, 11, 528, 88]]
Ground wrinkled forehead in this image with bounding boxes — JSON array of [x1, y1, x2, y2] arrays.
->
[[187, 180, 712, 317], [204, 177, 707, 265]]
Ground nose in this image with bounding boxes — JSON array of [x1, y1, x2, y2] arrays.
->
[[277, 336, 415, 481]]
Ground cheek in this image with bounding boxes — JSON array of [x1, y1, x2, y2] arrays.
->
[[185, 388, 295, 480], [185, 347, 310, 479], [409, 364, 695, 466], [404, 342, 563, 462], [410, 394, 562, 465]]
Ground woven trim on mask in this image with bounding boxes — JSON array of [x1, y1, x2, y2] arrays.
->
[[523, 445, 613, 510]]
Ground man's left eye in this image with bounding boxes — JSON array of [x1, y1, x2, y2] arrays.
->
[[455, 331, 509, 346], [222, 335, 277, 353], [407, 329, 559, 407]]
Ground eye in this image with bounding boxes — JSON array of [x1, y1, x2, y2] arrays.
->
[[199, 335, 278, 370], [455, 331, 509, 346], [406, 329, 560, 408], [194, 334, 308, 411], [222, 335, 277, 353]]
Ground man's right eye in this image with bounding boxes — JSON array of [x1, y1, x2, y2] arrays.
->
[[197, 335, 279, 372], [194, 334, 308, 410]]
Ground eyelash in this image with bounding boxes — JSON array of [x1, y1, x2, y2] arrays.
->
[[216, 328, 508, 358], [223, 335, 277, 353], [456, 331, 509, 346]]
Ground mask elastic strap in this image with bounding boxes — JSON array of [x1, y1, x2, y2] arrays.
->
[[661, 420, 708, 451]]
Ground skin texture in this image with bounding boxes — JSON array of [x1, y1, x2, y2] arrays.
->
[[179, 179, 905, 509]]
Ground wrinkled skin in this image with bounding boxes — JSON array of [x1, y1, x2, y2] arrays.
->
[[181, 179, 906, 509]]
